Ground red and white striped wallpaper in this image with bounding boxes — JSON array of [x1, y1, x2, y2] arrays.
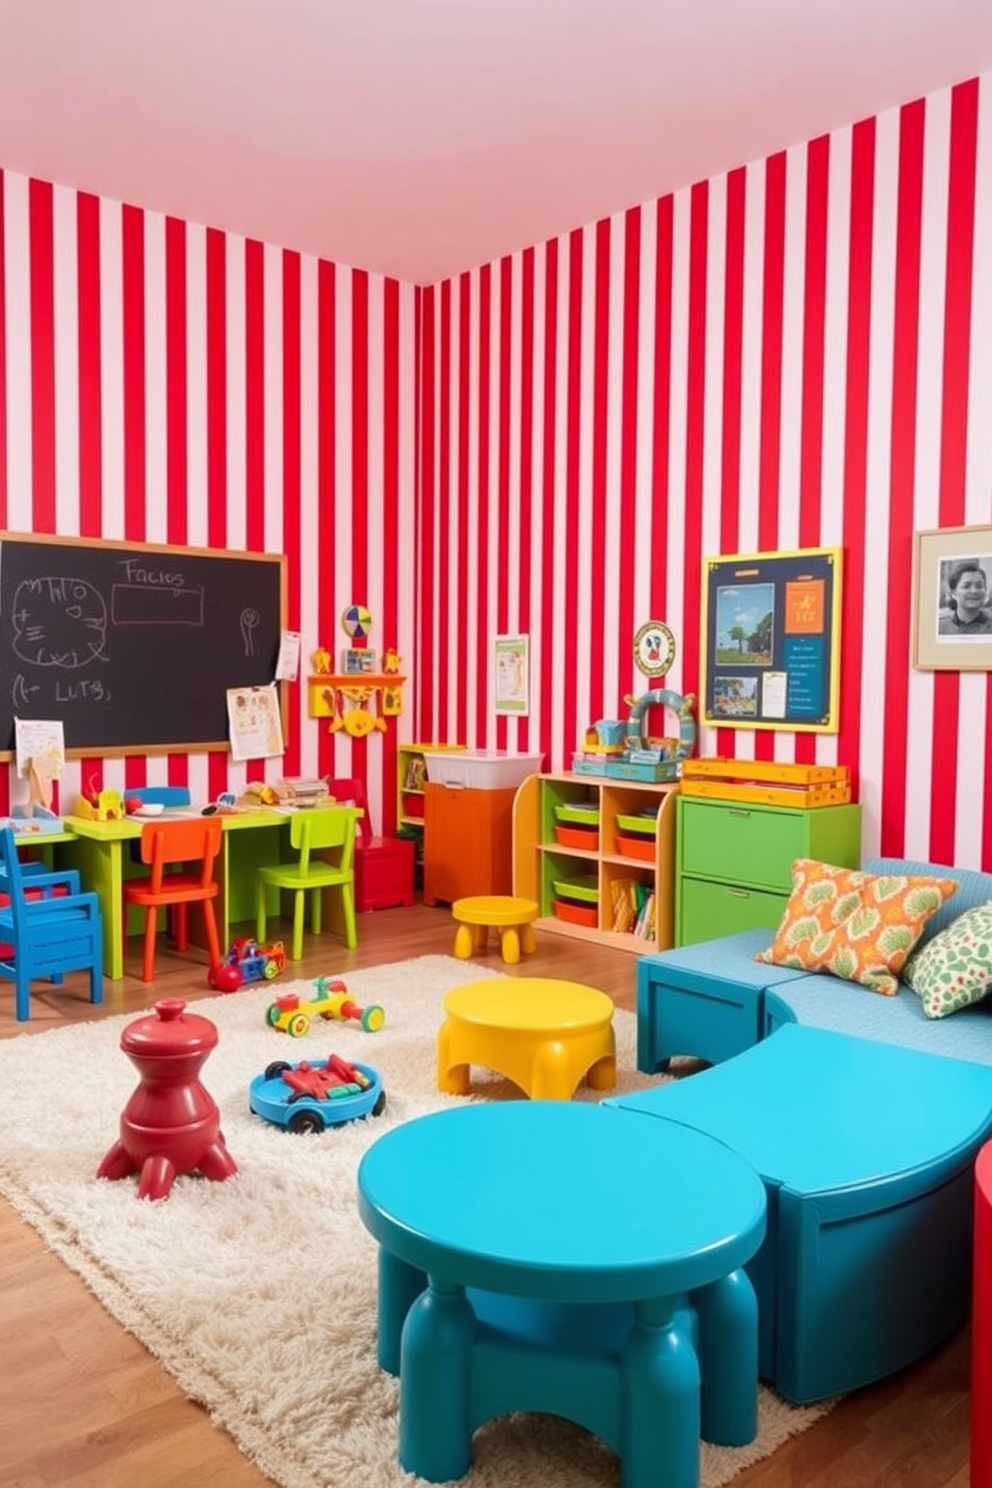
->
[[0, 173, 417, 833], [2, 69, 991, 868], [419, 71, 992, 870]]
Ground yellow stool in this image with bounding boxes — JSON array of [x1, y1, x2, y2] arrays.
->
[[437, 977, 617, 1100], [451, 895, 539, 966]]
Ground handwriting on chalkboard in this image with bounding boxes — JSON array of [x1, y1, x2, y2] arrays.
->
[[13, 578, 108, 668], [0, 534, 284, 754]]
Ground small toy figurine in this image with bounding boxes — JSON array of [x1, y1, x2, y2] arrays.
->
[[265, 976, 386, 1038], [383, 646, 402, 674], [312, 645, 332, 674]]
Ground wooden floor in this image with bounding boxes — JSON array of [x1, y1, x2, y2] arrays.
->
[[0, 904, 973, 1487]]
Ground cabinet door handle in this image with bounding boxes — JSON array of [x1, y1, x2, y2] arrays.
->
[[728, 888, 751, 898], [728, 809, 752, 818]]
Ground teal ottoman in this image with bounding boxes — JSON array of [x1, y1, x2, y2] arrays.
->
[[637, 930, 808, 1070], [607, 1023, 992, 1403]]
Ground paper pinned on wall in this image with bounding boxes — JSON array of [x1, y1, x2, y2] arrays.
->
[[227, 684, 285, 762], [13, 718, 65, 817], [14, 718, 65, 780], [276, 630, 302, 681]]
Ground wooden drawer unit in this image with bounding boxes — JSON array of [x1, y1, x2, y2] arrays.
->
[[675, 795, 861, 947]]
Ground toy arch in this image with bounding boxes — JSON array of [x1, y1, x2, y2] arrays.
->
[[624, 689, 696, 760]]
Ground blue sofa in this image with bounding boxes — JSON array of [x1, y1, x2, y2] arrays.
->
[[619, 855, 992, 1404], [638, 856, 992, 1071]]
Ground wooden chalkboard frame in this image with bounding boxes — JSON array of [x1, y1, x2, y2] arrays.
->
[[0, 532, 287, 759]]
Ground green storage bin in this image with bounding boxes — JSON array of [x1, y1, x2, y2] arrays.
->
[[555, 802, 600, 827], [552, 874, 599, 904], [616, 810, 658, 836]]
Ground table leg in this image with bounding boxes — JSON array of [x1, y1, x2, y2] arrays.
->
[[620, 1295, 700, 1488], [500, 927, 520, 964], [693, 1267, 759, 1446], [399, 1279, 476, 1482], [377, 1247, 426, 1375], [436, 1019, 472, 1094], [521, 924, 536, 954], [453, 924, 474, 960], [57, 834, 125, 980]]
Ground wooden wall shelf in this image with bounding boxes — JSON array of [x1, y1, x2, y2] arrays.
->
[[308, 674, 406, 737]]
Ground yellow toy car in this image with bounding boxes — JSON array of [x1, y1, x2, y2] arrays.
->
[[265, 976, 386, 1038]]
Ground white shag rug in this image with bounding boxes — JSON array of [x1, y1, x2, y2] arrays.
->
[[0, 955, 831, 1488]]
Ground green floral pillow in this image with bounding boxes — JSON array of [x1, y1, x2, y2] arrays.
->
[[903, 900, 992, 1019]]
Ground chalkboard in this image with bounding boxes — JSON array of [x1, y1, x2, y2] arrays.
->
[[0, 534, 286, 756]]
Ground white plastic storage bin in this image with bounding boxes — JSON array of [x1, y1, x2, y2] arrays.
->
[[422, 750, 544, 790]]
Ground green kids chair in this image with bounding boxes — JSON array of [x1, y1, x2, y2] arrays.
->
[[255, 806, 361, 960]]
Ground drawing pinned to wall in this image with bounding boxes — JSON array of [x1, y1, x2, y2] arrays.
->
[[494, 635, 529, 716], [275, 630, 302, 681], [13, 717, 65, 816], [227, 684, 285, 762], [701, 547, 842, 732]]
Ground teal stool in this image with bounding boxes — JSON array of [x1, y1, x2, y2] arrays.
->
[[357, 1101, 766, 1487]]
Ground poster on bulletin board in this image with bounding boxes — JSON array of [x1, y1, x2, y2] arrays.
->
[[700, 547, 842, 733]]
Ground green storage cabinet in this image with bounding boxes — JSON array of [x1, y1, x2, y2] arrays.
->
[[675, 795, 862, 946]]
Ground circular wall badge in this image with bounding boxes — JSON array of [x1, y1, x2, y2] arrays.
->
[[633, 620, 676, 678]]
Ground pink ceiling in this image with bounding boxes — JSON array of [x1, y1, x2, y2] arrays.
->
[[3, 0, 992, 284]]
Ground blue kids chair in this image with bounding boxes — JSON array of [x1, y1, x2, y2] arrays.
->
[[0, 826, 104, 1022]]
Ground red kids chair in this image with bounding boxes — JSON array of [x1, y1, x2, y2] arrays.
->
[[326, 777, 415, 912]]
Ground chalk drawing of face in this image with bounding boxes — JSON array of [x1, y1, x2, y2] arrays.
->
[[12, 577, 109, 668]]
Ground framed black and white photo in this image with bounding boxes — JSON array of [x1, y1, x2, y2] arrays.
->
[[913, 525, 992, 670]]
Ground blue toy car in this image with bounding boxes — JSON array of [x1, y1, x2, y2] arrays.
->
[[249, 1054, 385, 1135]]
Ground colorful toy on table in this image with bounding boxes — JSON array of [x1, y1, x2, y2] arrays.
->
[[249, 1052, 385, 1133], [265, 975, 386, 1037], [208, 936, 287, 992], [73, 775, 125, 821]]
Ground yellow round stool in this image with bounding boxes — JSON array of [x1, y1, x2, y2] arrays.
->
[[437, 977, 617, 1101], [451, 895, 539, 966]]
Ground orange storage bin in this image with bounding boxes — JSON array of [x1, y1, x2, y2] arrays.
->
[[554, 824, 599, 851], [552, 898, 598, 928], [616, 834, 655, 862]]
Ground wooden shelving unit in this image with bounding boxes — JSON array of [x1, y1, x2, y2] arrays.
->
[[512, 771, 679, 954]]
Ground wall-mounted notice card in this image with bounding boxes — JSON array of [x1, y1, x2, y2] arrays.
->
[[276, 630, 302, 682]]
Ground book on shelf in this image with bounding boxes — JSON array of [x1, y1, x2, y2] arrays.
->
[[404, 757, 428, 791], [611, 876, 654, 935]]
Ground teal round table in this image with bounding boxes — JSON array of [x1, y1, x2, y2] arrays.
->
[[357, 1100, 767, 1487]]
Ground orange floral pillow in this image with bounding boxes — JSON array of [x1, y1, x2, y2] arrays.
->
[[756, 859, 958, 996]]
